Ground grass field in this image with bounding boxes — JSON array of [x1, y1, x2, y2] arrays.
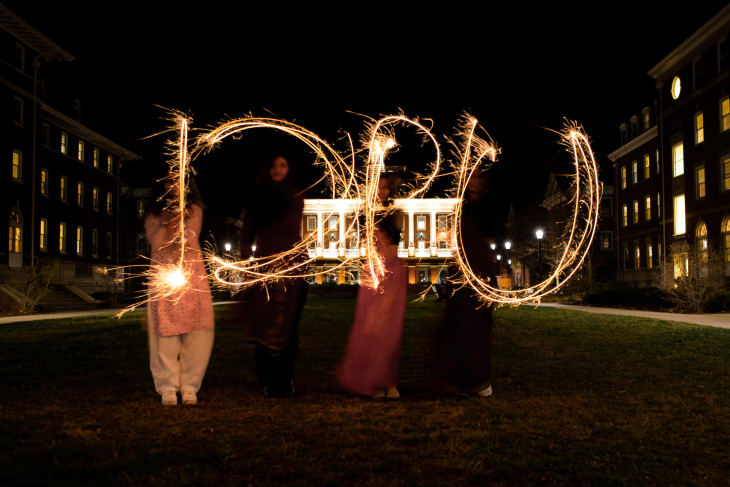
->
[[1, 294, 729, 486]]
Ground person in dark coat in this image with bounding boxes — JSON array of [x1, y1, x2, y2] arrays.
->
[[429, 167, 500, 397], [239, 154, 308, 397]]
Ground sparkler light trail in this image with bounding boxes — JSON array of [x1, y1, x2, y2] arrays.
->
[[123, 110, 600, 317]]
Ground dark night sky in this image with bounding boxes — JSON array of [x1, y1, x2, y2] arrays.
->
[[5, 1, 729, 214]]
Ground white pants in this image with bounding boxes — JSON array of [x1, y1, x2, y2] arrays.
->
[[148, 327, 214, 396]]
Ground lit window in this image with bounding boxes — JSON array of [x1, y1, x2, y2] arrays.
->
[[77, 182, 84, 207], [59, 222, 66, 253], [644, 195, 651, 221], [12, 150, 22, 181], [92, 187, 99, 210], [656, 149, 661, 174], [696, 166, 705, 199], [695, 112, 704, 144], [647, 244, 653, 269], [107, 155, 113, 173], [329, 216, 338, 231], [621, 166, 627, 189], [601, 231, 613, 250], [417, 215, 426, 230], [76, 226, 83, 255], [632, 161, 638, 184], [9, 209, 22, 253], [106, 192, 113, 214], [60, 176, 67, 201], [723, 157, 730, 191], [722, 97, 730, 132], [635, 246, 641, 270], [644, 154, 651, 179], [61, 132, 68, 154], [93, 148, 99, 168], [633, 200, 639, 224], [39, 218, 48, 251], [92, 229, 99, 257], [674, 252, 689, 279], [643, 112, 650, 130], [672, 142, 684, 176], [671, 76, 681, 99], [622, 204, 628, 227], [674, 195, 686, 235], [40, 169, 49, 196], [697, 222, 708, 264], [78, 140, 85, 161], [657, 192, 661, 218], [722, 217, 730, 262]]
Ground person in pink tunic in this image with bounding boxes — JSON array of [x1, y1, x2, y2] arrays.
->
[[144, 177, 215, 406], [338, 173, 406, 399]]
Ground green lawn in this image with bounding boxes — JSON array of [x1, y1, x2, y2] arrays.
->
[[1, 294, 729, 486]]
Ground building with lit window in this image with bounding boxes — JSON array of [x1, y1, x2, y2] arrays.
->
[[1, 5, 138, 302], [302, 198, 459, 285], [609, 5, 730, 285]]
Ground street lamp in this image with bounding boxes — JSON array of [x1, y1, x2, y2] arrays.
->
[[504, 241, 511, 276], [535, 229, 543, 284]]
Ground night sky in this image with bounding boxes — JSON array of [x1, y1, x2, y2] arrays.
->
[[5, 1, 729, 215]]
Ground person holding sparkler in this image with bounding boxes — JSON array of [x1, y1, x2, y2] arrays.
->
[[144, 176, 215, 406], [429, 167, 500, 397], [239, 154, 308, 398], [338, 172, 406, 399]]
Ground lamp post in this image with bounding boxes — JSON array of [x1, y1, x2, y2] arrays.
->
[[535, 229, 543, 284], [504, 241, 511, 276]]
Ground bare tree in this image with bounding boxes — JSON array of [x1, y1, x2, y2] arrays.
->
[[10, 263, 56, 314]]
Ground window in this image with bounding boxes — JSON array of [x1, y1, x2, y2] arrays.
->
[[60, 176, 67, 201], [672, 141, 684, 177], [723, 217, 730, 262], [92, 229, 99, 257], [76, 226, 83, 255], [645, 195, 651, 221], [695, 112, 704, 144], [697, 222, 708, 263], [61, 132, 68, 154], [632, 161, 638, 184], [40, 169, 49, 196], [8, 208, 22, 253], [136, 233, 148, 255], [722, 97, 730, 132], [671, 76, 682, 99], [39, 218, 48, 251], [107, 232, 113, 259], [137, 200, 147, 220], [635, 245, 641, 270], [647, 244, 654, 269], [92, 187, 99, 210], [77, 182, 84, 206], [623, 245, 630, 271], [674, 195, 686, 235], [621, 166, 627, 189], [59, 222, 66, 253], [633, 200, 639, 224], [107, 155, 113, 173], [417, 215, 427, 231], [724, 157, 730, 191], [15, 42, 25, 71], [329, 216, 338, 231], [643, 111, 650, 130], [12, 150, 22, 181], [600, 197, 612, 217], [78, 141, 85, 161], [656, 149, 661, 174], [622, 204, 628, 227], [657, 192, 661, 218], [13, 96, 24, 126], [644, 154, 651, 179], [41, 122, 49, 146], [696, 166, 706, 199], [674, 251, 689, 279], [106, 192, 113, 214], [600, 231, 613, 251], [93, 148, 99, 168]]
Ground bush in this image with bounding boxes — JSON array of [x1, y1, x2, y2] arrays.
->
[[582, 285, 673, 310]]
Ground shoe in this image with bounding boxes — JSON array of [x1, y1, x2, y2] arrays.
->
[[181, 391, 197, 405], [476, 385, 493, 397], [371, 389, 386, 399], [161, 390, 178, 406], [385, 387, 400, 399]]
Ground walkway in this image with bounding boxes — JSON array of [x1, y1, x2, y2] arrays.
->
[[2, 301, 730, 329]]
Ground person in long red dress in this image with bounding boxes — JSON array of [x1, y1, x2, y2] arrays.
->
[[338, 173, 406, 399]]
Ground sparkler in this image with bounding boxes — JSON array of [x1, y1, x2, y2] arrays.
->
[[121, 110, 599, 317]]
